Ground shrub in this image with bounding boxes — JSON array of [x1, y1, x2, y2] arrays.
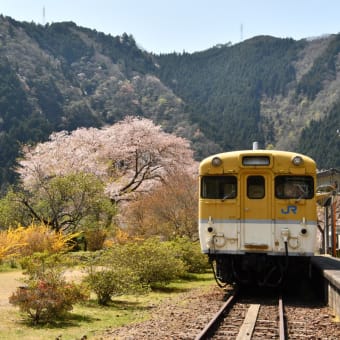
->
[[108, 238, 187, 288], [169, 237, 210, 273], [0, 227, 25, 261], [84, 228, 107, 251], [10, 278, 87, 324], [0, 223, 80, 262], [84, 266, 146, 305], [9, 262, 88, 324], [83, 238, 205, 305], [17, 223, 80, 255]]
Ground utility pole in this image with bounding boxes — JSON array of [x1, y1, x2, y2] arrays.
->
[[332, 191, 338, 257]]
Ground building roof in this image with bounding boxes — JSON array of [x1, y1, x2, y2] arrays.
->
[[317, 168, 340, 178]]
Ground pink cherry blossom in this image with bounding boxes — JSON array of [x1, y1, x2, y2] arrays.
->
[[17, 117, 195, 202]]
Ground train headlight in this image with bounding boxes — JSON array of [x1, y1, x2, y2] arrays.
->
[[300, 228, 307, 236], [292, 156, 304, 166], [211, 157, 222, 167]]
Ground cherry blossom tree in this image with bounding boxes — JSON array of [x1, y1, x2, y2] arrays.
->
[[17, 116, 195, 203]]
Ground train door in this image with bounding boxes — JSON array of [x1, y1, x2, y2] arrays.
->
[[241, 173, 273, 250]]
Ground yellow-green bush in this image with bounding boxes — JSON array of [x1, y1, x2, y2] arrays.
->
[[0, 223, 80, 262], [89, 237, 187, 294], [168, 237, 210, 273], [84, 228, 107, 251], [84, 266, 146, 305]]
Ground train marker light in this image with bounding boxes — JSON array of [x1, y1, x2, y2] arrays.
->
[[211, 157, 222, 167], [292, 156, 303, 166], [242, 156, 270, 165]]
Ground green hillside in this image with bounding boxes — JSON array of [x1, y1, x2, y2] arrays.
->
[[156, 36, 304, 151], [0, 16, 339, 190]]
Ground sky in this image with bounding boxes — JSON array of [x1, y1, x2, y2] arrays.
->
[[1, 0, 340, 54]]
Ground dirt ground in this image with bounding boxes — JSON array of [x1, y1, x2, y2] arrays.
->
[[0, 271, 23, 308]]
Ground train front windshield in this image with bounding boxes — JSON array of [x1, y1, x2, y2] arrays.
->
[[201, 175, 314, 200], [275, 176, 314, 199], [201, 176, 237, 199]]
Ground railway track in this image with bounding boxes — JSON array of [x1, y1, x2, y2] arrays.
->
[[103, 283, 340, 339], [196, 291, 286, 340]]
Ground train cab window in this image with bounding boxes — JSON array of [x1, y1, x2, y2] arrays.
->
[[275, 176, 314, 199], [247, 176, 265, 199], [201, 176, 237, 199]]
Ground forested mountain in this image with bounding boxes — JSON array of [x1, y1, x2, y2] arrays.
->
[[155, 35, 340, 164], [0, 16, 339, 190], [156, 37, 303, 151]]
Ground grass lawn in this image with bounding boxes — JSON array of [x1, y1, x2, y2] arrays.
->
[[0, 270, 215, 340]]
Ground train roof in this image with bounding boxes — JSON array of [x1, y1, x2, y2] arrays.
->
[[199, 149, 316, 175]]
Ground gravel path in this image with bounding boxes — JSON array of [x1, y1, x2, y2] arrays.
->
[[98, 285, 226, 339], [98, 285, 340, 340]]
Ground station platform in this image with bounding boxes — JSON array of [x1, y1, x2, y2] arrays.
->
[[311, 255, 340, 318]]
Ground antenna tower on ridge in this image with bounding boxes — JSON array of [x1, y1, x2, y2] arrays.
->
[[42, 6, 46, 25], [240, 24, 243, 42]]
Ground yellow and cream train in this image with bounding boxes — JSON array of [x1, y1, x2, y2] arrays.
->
[[199, 147, 318, 286]]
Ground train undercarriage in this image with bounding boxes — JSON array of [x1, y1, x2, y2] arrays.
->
[[209, 253, 312, 288]]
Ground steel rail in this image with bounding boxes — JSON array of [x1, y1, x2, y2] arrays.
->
[[195, 292, 237, 340]]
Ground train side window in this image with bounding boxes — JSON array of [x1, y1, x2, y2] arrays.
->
[[275, 176, 314, 199], [201, 176, 237, 199], [247, 176, 265, 199]]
